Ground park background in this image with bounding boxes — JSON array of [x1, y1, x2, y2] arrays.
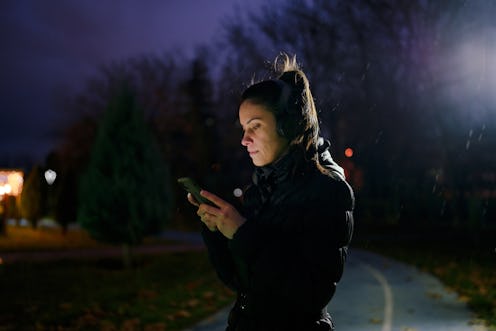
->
[[1, 1, 495, 330]]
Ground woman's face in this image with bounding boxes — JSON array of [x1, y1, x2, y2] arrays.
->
[[239, 100, 289, 167]]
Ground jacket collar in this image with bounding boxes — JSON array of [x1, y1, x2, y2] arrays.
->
[[252, 147, 297, 188]]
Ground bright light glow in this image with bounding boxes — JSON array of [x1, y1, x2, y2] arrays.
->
[[3, 184, 11, 194], [440, 32, 496, 113], [457, 39, 495, 96], [233, 188, 243, 198], [0, 170, 24, 197], [345, 148, 354, 158], [44, 169, 57, 185]]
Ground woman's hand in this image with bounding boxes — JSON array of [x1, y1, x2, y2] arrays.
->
[[193, 190, 246, 239], [187, 193, 217, 232]]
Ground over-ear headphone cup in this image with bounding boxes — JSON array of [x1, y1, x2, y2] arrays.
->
[[276, 113, 300, 140], [276, 119, 286, 137]]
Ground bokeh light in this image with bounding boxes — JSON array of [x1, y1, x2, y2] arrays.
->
[[233, 188, 243, 198], [0, 170, 24, 197]]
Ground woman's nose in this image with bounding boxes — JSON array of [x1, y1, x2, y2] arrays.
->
[[241, 131, 252, 146]]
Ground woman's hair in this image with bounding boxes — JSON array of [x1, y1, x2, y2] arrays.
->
[[240, 53, 321, 164]]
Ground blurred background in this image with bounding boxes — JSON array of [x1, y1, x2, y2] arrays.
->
[[1, 1, 495, 330], [1, 0, 494, 236]]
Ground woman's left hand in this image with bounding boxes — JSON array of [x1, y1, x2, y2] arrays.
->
[[197, 190, 246, 239]]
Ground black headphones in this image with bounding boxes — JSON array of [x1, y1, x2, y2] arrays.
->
[[274, 79, 302, 140]]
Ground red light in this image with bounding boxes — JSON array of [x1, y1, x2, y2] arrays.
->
[[344, 148, 354, 158]]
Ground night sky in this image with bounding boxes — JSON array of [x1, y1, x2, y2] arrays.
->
[[0, 0, 264, 165]]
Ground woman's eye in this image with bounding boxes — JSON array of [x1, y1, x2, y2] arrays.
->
[[252, 124, 261, 130]]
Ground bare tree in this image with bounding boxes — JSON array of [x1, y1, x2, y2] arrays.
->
[[214, 0, 496, 226]]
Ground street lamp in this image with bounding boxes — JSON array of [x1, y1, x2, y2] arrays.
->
[[43, 169, 57, 225], [44, 169, 57, 185]]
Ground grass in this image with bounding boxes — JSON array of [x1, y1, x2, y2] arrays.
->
[[2, 224, 495, 330], [0, 226, 235, 331], [355, 225, 496, 329], [0, 226, 105, 252], [0, 251, 235, 331], [0, 225, 176, 252]]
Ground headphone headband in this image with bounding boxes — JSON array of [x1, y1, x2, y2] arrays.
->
[[275, 79, 292, 113], [273, 79, 302, 140]]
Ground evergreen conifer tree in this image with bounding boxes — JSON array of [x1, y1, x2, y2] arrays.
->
[[78, 85, 173, 267], [19, 165, 44, 228]]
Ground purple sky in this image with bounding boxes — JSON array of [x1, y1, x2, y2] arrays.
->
[[0, 0, 264, 165]]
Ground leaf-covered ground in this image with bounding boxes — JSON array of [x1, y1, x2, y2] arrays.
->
[[0, 251, 235, 331]]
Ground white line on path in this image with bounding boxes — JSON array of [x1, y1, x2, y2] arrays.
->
[[360, 262, 394, 331]]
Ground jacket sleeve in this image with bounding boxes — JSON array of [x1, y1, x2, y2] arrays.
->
[[200, 224, 240, 291], [229, 179, 354, 316]]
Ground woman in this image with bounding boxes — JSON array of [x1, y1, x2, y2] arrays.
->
[[187, 54, 354, 331]]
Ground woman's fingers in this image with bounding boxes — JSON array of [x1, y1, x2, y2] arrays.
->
[[200, 190, 225, 208], [187, 193, 199, 206], [186, 191, 217, 232], [198, 209, 217, 232], [194, 190, 246, 238], [204, 217, 217, 231]]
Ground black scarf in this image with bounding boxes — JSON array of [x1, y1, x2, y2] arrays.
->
[[251, 147, 302, 207]]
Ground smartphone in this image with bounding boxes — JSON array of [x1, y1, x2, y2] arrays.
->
[[177, 177, 215, 206]]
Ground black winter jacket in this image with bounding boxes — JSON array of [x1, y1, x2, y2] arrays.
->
[[201, 143, 354, 331]]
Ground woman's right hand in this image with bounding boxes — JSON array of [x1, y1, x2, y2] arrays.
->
[[187, 193, 218, 232]]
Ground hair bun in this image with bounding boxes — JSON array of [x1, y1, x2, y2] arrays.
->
[[278, 71, 305, 93]]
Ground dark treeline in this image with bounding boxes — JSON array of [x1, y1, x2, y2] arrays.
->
[[18, 0, 496, 235]]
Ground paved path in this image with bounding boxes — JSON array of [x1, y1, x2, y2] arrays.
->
[[185, 248, 488, 331]]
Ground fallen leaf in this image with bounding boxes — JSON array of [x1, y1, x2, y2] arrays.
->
[[175, 310, 192, 318], [75, 313, 99, 328], [369, 317, 382, 324], [186, 298, 200, 308], [59, 302, 72, 310], [185, 280, 201, 291], [203, 291, 215, 299], [426, 291, 442, 300], [99, 320, 117, 331], [121, 318, 141, 331], [138, 289, 158, 300], [144, 322, 167, 331]]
